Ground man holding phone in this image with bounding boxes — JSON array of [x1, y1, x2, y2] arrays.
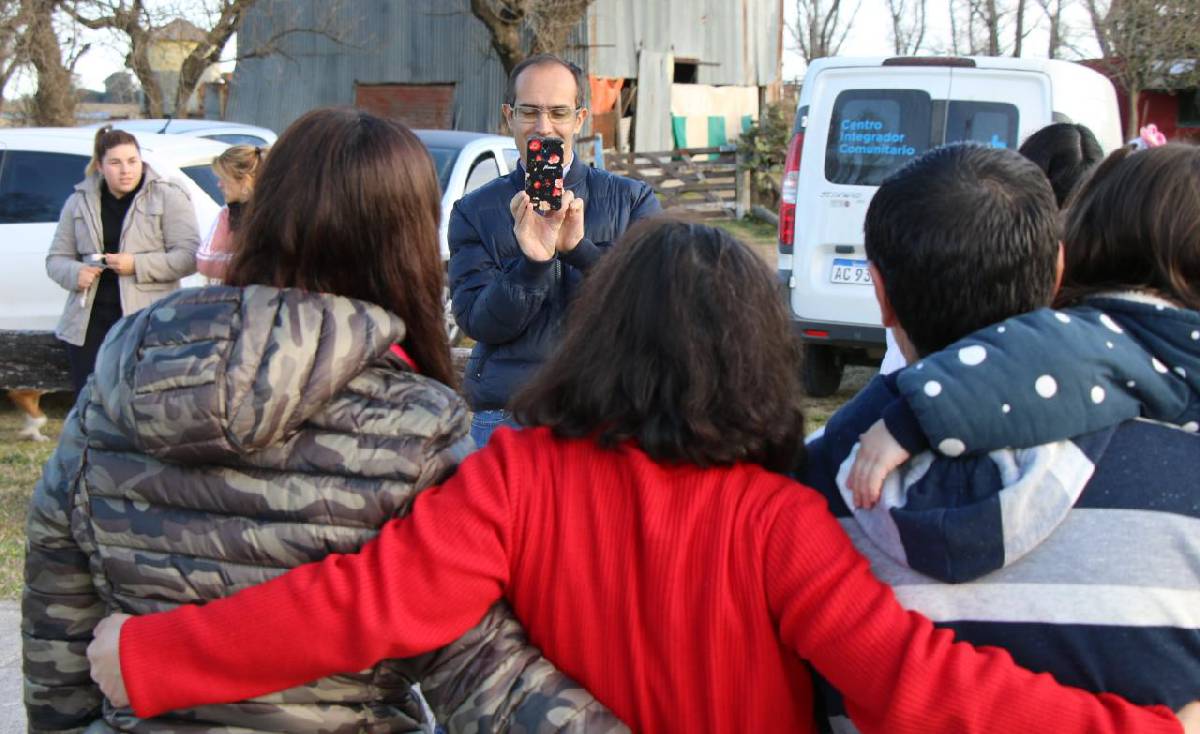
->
[[449, 53, 661, 448]]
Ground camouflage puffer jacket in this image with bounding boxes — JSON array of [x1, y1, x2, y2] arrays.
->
[[22, 286, 626, 734]]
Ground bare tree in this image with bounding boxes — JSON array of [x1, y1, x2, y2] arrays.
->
[[468, 0, 597, 75], [17, 0, 84, 125], [790, 0, 861, 63], [1086, 0, 1200, 133], [1011, 0, 1027, 56], [63, 0, 350, 117], [947, 0, 1035, 56], [62, 1, 161, 113], [0, 1, 22, 111], [1034, 0, 1068, 58], [885, 0, 927, 55]]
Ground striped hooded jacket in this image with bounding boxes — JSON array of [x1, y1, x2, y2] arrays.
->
[[802, 297, 1200, 732]]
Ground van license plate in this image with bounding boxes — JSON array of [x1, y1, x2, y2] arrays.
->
[[830, 258, 872, 285]]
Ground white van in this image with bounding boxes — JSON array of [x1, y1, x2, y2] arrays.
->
[[777, 56, 1122, 396]]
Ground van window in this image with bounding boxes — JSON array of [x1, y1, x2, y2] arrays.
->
[[0, 150, 89, 224], [946, 101, 1019, 149], [825, 90, 932, 186]]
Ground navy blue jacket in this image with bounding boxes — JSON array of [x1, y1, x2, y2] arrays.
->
[[802, 376, 1200, 731], [448, 162, 660, 410]]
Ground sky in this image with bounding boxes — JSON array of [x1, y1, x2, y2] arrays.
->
[[781, 0, 1101, 81], [8, 0, 1102, 99]]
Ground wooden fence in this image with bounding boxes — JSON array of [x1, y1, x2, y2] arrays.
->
[[596, 146, 751, 219]]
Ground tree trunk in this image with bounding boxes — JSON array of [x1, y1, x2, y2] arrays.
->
[[1125, 83, 1141, 138], [23, 0, 75, 125], [469, 0, 527, 76], [985, 0, 1000, 55], [1046, 0, 1061, 58], [1012, 0, 1026, 56], [126, 34, 164, 117], [175, 52, 210, 114]]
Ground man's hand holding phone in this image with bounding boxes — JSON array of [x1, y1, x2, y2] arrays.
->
[[513, 135, 586, 259], [510, 190, 573, 262]]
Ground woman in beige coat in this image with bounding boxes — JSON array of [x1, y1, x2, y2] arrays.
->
[[45, 125, 199, 391]]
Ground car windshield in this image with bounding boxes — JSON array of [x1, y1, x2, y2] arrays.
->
[[203, 133, 270, 146], [424, 146, 459, 192], [180, 164, 224, 206]]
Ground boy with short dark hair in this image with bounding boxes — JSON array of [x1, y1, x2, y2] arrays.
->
[[803, 143, 1200, 733]]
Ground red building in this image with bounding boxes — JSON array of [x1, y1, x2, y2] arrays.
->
[[1082, 59, 1200, 143]]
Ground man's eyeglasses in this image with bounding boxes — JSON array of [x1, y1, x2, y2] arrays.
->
[[507, 104, 580, 124]]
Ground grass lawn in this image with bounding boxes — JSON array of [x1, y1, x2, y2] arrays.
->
[[0, 393, 72, 599], [712, 217, 777, 269]]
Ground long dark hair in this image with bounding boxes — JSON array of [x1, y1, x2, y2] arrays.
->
[[511, 218, 807, 473], [223, 107, 454, 386], [1018, 122, 1104, 208], [1056, 143, 1200, 310]]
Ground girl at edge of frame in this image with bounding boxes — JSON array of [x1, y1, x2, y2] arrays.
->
[[197, 144, 265, 283]]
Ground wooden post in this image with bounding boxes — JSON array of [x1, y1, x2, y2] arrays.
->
[[735, 149, 751, 220]]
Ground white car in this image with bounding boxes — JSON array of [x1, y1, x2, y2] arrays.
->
[[0, 127, 227, 332], [82, 119, 278, 148], [415, 129, 519, 344], [415, 129, 520, 261]]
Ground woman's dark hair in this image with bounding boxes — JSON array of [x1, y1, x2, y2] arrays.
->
[[1018, 122, 1104, 208], [86, 125, 140, 176], [511, 218, 807, 473], [1056, 143, 1200, 310], [223, 107, 454, 386]]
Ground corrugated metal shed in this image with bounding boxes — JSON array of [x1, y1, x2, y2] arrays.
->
[[229, 0, 513, 133], [586, 0, 781, 85], [228, 0, 781, 135]]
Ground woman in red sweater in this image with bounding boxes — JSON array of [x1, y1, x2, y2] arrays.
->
[[88, 219, 1198, 733]]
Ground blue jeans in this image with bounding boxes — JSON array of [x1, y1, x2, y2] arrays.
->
[[469, 409, 520, 450]]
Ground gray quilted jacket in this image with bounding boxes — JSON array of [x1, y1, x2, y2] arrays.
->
[[22, 285, 624, 734]]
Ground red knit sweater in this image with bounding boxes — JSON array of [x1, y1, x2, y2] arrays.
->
[[121, 427, 1180, 733]]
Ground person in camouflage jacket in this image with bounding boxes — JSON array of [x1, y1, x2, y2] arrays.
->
[[22, 284, 626, 734]]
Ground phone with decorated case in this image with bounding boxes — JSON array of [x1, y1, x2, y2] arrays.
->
[[525, 136, 565, 211]]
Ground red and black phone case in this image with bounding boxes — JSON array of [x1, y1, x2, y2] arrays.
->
[[525, 136, 565, 211]]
